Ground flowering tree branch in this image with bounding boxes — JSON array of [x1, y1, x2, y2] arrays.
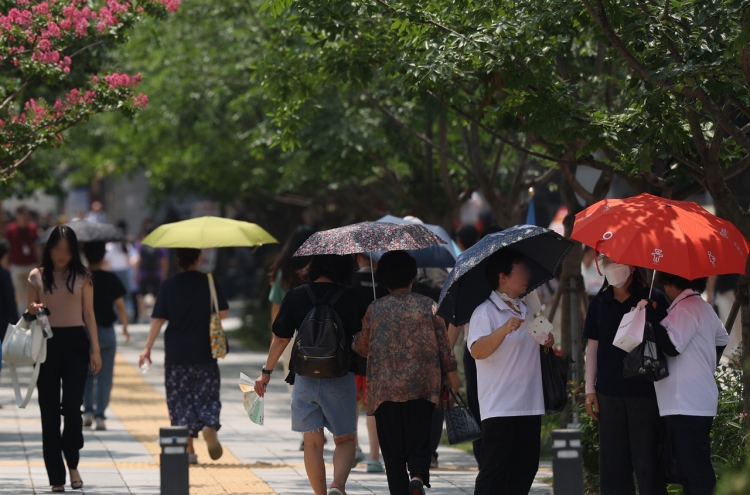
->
[[0, 0, 179, 176]]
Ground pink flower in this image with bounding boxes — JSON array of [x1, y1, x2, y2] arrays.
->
[[18, 0, 30, 7], [741, 413, 748, 419], [106, 0, 130, 15], [0, 119, 4, 129], [158, 0, 180, 13], [58, 56, 71, 72], [44, 22, 61, 38], [53, 100, 65, 111], [103, 72, 142, 89], [31, 49, 60, 64], [38, 39, 52, 51], [66, 88, 81, 105], [32, 2, 49, 15], [83, 90, 96, 104], [133, 92, 148, 108]]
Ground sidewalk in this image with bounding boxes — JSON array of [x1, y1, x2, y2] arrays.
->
[[0, 324, 554, 494]]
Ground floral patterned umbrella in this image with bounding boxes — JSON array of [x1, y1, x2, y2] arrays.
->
[[293, 221, 446, 257]]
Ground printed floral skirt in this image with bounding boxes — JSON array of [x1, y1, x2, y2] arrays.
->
[[165, 362, 222, 438]]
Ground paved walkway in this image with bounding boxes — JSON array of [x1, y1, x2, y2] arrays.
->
[[0, 324, 554, 494]]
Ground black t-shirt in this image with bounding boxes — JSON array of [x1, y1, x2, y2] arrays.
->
[[582, 285, 669, 397], [91, 270, 127, 328], [0, 267, 18, 341], [273, 282, 367, 374], [152, 271, 229, 366], [715, 274, 740, 294]]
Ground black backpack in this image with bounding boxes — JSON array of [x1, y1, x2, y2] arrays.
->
[[291, 286, 350, 378]]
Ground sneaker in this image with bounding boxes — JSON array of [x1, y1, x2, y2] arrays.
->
[[430, 453, 438, 469], [82, 413, 93, 428], [202, 426, 223, 460], [352, 447, 366, 468], [94, 418, 106, 431], [188, 453, 198, 464], [409, 479, 426, 495], [327, 488, 345, 495], [366, 460, 385, 473], [299, 439, 305, 451]]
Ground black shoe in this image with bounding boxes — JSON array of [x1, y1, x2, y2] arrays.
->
[[409, 479, 425, 495]]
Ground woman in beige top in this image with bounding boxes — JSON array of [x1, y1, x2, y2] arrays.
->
[[26, 225, 101, 493]]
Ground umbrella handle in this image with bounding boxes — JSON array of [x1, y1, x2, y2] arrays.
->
[[370, 254, 376, 301], [648, 269, 657, 300]]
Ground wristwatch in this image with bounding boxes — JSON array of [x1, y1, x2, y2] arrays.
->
[[261, 367, 273, 375]]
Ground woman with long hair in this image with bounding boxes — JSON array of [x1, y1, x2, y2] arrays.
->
[[27, 225, 102, 492]]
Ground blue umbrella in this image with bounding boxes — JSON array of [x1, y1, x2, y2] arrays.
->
[[372, 215, 458, 268], [437, 225, 573, 326]]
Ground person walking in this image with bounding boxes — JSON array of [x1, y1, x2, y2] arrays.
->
[[468, 248, 554, 495], [5, 205, 40, 315], [583, 255, 670, 495], [650, 273, 729, 495], [105, 220, 135, 320], [255, 254, 366, 495], [138, 248, 229, 464], [82, 242, 130, 431], [26, 225, 103, 492], [352, 251, 459, 495], [134, 228, 169, 323]]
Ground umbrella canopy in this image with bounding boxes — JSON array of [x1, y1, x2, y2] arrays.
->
[[571, 193, 750, 279], [38, 220, 124, 244], [141, 217, 278, 249], [437, 225, 573, 326], [370, 215, 457, 268], [293, 221, 446, 257]]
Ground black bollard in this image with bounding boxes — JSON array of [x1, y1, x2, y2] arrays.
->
[[159, 426, 189, 495], [551, 429, 584, 495]]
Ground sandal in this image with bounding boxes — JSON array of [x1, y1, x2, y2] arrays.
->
[[366, 460, 385, 473], [71, 480, 83, 490], [52, 486, 65, 493]]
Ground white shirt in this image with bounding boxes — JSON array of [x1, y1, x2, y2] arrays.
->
[[467, 291, 544, 419], [105, 242, 131, 272], [654, 289, 730, 417]]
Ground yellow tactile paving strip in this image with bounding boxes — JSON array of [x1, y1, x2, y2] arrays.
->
[[108, 353, 277, 494]]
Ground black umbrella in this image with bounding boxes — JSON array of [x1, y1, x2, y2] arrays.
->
[[437, 225, 573, 326], [37, 220, 125, 244]]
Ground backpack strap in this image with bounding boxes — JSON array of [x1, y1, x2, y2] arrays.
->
[[329, 288, 347, 307], [303, 284, 322, 304]]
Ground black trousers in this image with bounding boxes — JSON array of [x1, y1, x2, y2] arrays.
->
[[668, 415, 715, 495], [463, 342, 482, 468], [375, 399, 434, 495], [474, 415, 541, 495], [597, 394, 667, 495], [37, 327, 90, 486], [429, 406, 443, 459]]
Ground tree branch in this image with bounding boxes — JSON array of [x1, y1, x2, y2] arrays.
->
[[707, 101, 730, 164], [364, 92, 473, 174], [0, 81, 30, 111], [743, 16, 750, 90], [0, 149, 35, 178], [559, 163, 595, 204]]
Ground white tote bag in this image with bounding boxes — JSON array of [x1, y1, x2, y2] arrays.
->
[[2, 314, 53, 408], [613, 300, 648, 353]]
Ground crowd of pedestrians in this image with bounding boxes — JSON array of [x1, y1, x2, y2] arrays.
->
[[0, 198, 740, 495]]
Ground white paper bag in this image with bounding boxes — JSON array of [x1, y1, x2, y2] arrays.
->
[[527, 315, 553, 345], [239, 372, 264, 426], [613, 300, 648, 352]]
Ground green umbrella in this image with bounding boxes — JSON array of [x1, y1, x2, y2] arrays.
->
[[141, 216, 278, 248]]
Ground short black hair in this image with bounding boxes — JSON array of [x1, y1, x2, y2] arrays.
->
[[83, 241, 107, 264], [485, 248, 525, 290], [0, 239, 9, 259], [307, 254, 355, 286], [377, 251, 418, 290], [176, 248, 201, 270], [457, 225, 479, 250], [658, 272, 708, 294]]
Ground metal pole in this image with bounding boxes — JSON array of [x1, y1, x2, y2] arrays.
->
[[160, 426, 189, 495], [569, 277, 581, 426]]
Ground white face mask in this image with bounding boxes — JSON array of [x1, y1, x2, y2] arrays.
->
[[603, 263, 631, 288]]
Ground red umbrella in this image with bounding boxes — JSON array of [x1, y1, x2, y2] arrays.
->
[[571, 193, 750, 279]]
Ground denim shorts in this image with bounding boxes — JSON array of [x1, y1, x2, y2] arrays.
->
[[291, 372, 357, 438]]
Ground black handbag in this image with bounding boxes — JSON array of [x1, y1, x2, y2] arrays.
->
[[540, 346, 570, 414], [623, 323, 669, 381], [444, 389, 483, 445]]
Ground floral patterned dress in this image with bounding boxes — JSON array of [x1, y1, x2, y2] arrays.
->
[[352, 291, 457, 416]]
